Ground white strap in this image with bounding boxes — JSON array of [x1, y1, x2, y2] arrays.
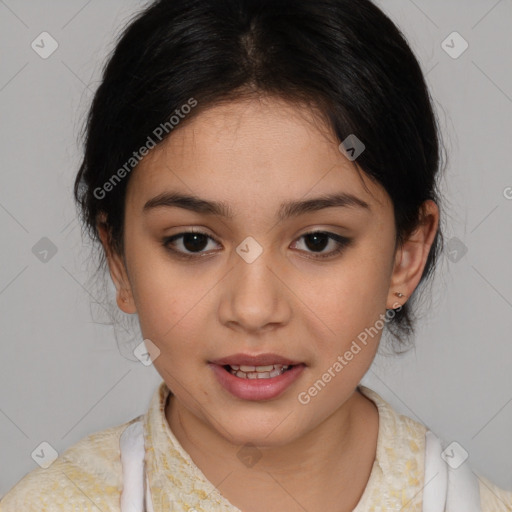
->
[[119, 419, 147, 512], [423, 430, 448, 512], [446, 457, 481, 512], [423, 430, 481, 512]]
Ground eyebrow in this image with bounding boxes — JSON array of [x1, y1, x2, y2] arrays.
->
[[143, 191, 370, 221]]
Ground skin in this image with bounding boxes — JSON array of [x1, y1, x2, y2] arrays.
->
[[98, 95, 439, 511]]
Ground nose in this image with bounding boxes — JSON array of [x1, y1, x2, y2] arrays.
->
[[218, 245, 292, 334]]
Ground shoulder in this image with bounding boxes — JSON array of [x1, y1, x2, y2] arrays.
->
[[479, 475, 512, 511], [358, 385, 512, 511], [0, 415, 142, 512]]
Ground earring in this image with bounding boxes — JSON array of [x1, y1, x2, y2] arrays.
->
[[394, 292, 405, 298]]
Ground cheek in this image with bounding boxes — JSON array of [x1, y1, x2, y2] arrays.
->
[[300, 243, 394, 362], [314, 249, 393, 323], [126, 250, 210, 346]]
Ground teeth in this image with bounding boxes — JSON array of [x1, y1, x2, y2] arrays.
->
[[269, 368, 282, 378], [238, 364, 284, 372], [228, 364, 291, 379], [255, 365, 274, 372]]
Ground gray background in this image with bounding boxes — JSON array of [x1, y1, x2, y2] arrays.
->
[[1, 0, 511, 497]]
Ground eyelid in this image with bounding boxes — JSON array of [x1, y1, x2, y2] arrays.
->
[[291, 230, 351, 260], [162, 229, 352, 260], [162, 228, 221, 260]]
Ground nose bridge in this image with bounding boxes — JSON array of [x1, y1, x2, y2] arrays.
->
[[234, 242, 279, 304], [220, 237, 289, 330]]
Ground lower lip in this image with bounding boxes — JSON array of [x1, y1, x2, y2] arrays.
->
[[209, 363, 305, 401]]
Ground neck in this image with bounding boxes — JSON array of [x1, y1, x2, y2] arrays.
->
[[165, 388, 379, 512]]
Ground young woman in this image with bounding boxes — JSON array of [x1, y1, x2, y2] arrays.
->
[[2, 0, 511, 510]]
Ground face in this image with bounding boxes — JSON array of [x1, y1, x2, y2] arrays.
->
[[104, 96, 428, 447]]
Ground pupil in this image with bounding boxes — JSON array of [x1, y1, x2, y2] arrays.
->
[[305, 233, 328, 252], [183, 233, 208, 252]]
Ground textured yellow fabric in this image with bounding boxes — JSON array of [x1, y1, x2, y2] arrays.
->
[[1, 380, 511, 511]]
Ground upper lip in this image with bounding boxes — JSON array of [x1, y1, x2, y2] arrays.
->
[[210, 353, 303, 366]]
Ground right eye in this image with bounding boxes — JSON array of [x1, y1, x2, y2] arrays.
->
[[162, 230, 222, 259]]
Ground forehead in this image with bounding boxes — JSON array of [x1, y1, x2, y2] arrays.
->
[[125, 97, 390, 214]]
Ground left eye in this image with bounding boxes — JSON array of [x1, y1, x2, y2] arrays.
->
[[162, 230, 351, 259], [291, 231, 351, 259]]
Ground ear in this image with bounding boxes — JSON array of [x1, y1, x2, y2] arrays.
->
[[387, 200, 439, 309], [96, 213, 137, 314]]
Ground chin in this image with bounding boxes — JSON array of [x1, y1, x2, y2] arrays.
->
[[213, 411, 306, 448]]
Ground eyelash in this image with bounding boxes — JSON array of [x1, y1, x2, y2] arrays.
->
[[162, 229, 352, 261]]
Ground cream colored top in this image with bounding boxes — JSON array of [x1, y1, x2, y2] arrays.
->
[[1, 380, 511, 511]]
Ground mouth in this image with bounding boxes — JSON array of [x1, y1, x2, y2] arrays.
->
[[209, 354, 306, 400]]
